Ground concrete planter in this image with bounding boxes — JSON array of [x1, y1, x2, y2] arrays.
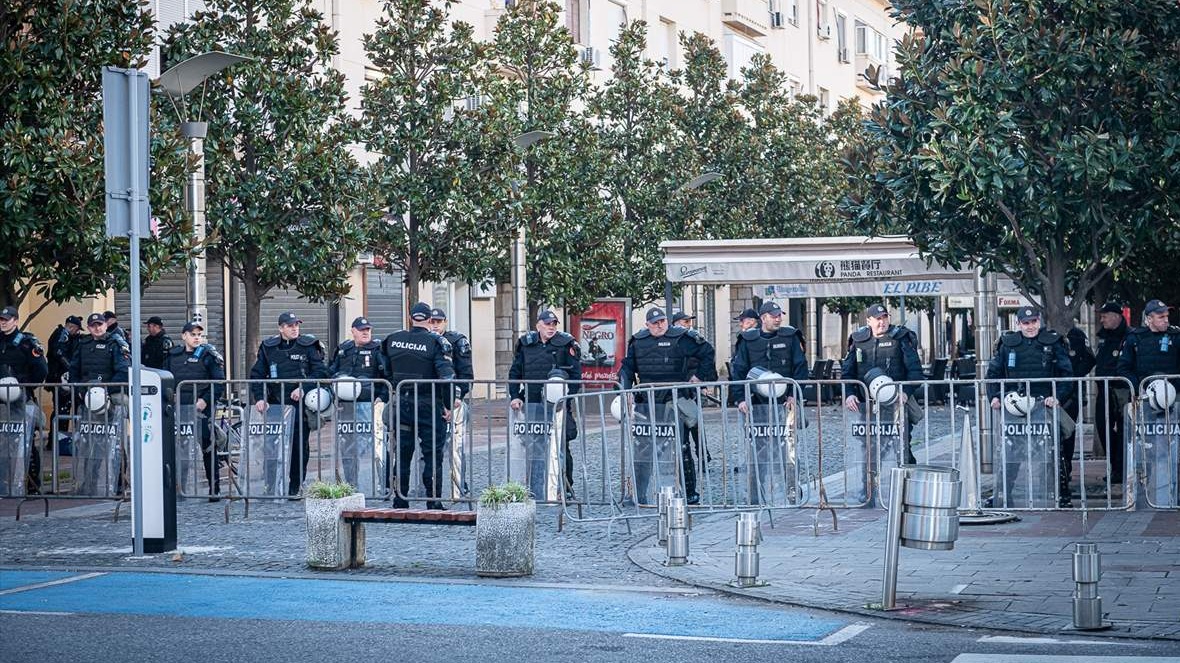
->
[[475, 500, 536, 577], [305, 493, 365, 570]]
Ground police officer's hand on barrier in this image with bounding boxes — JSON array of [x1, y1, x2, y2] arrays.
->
[[510, 398, 523, 411], [255, 399, 268, 413], [196, 397, 207, 412], [443, 408, 452, 422], [1043, 396, 1058, 408], [845, 395, 861, 413], [290, 387, 303, 402], [737, 400, 749, 414]]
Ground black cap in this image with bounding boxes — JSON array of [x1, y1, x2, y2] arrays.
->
[[645, 308, 668, 323], [103, 310, 117, 320], [733, 308, 758, 322], [1016, 306, 1040, 322], [537, 310, 559, 324], [410, 302, 432, 321], [671, 311, 695, 323], [86, 313, 106, 326], [182, 321, 204, 333], [146, 316, 164, 326], [1099, 302, 1122, 315], [1145, 299, 1172, 315], [429, 307, 447, 321], [758, 301, 783, 316], [0, 306, 16, 320], [65, 315, 83, 326], [351, 317, 372, 330], [864, 303, 889, 318], [278, 311, 302, 325]]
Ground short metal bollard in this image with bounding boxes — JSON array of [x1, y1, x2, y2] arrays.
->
[[657, 487, 674, 547], [1071, 542, 1110, 630], [734, 512, 761, 587], [666, 497, 689, 566]]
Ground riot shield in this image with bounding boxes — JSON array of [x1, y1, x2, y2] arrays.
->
[[0, 400, 34, 496], [848, 404, 904, 508], [995, 403, 1057, 508], [742, 403, 799, 506], [335, 401, 378, 497], [244, 404, 294, 498], [1138, 403, 1180, 508], [511, 402, 561, 501], [174, 405, 201, 496], [628, 401, 681, 506], [447, 400, 469, 500], [74, 404, 125, 497]]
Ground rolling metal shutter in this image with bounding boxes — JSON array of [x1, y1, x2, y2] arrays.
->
[[364, 268, 405, 337], [115, 266, 226, 356], [233, 285, 331, 374]]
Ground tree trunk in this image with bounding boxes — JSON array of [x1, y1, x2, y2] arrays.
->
[[242, 253, 268, 372]]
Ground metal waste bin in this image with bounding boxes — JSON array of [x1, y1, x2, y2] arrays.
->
[[900, 465, 961, 551]]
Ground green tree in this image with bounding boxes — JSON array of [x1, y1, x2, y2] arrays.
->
[[845, 0, 1180, 333], [163, 0, 366, 358], [360, 0, 498, 304], [0, 0, 188, 323]]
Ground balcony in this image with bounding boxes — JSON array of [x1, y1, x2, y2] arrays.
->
[[855, 53, 885, 92], [722, 0, 770, 38]]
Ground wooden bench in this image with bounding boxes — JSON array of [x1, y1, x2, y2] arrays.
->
[[339, 508, 477, 568]]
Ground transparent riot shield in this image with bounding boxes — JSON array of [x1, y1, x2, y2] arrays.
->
[[511, 402, 561, 501], [244, 404, 294, 498], [0, 400, 34, 496], [1138, 404, 1180, 508], [174, 405, 201, 496], [335, 401, 378, 497], [995, 403, 1057, 508], [848, 404, 904, 508], [628, 401, 681, 506], [446, 400, 469, 500], [742, 403, 799, 506], [74, 405, 125, 497]]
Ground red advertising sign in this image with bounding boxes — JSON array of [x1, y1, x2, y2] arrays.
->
[[569, 298, 631, 388]]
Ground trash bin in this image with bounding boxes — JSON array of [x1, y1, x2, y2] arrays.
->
[[900, 465, 961, 551]]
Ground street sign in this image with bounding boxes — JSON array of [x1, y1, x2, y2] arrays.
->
[[102, 66, 150, 238]]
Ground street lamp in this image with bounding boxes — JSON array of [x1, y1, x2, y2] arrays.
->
[[665, 171, 723, 313], [158, 51, 250, 328], [510, 130, 556, 340]]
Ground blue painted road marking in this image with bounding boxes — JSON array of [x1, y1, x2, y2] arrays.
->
[[0, 571, 847, 642], [0, 571, 77, 592]]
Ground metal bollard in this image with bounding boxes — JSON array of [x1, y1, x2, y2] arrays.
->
[[734, 512, 760, 587], [1072, 542, 1108, 630], [666, 497, 689, 566], [657, 487, 674, 547]]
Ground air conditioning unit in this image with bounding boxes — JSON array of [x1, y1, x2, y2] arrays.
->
[[838, 48, 850, 63], [580, 46, 600, 68], [818, 24, 831, 40], [357, 251, 375, 265], [769, 11, 784, 29], [464, 95, 484, 112]]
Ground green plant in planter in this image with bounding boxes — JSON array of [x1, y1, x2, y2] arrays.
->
[[307, 480, 356, 500], [479, 481, 531, 507]]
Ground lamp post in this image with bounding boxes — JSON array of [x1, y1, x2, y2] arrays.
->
[[158, 52, 250, 328], [510, 130, 555, 340], [665, 171, 723, 313]]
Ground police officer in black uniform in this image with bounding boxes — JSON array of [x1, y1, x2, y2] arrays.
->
[[329, 316, 390, 402], [986, 306, 1075, 505], [1119, 299, 1180, 395], [620, 307, 716, 504], [249, 311, 329, 496], [70, 313, 131, 385], [383, 302, 455, 508], [141, 316, 173, 370], [842, 303, 925, 464], [508, 309, 582, 497], [429, 307, 473, 405], [0, 306, 48, 493], [164, 321, 225, 500], [47, 315, 82, 436], [103, 311, 126, 343], [730, 301, 809, 410], [1094, 302, 1129, 487], [1059, 323, 1096, 501]]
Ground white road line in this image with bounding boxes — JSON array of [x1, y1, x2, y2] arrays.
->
[[0, 572, 106, 596], [950, 584, 968, 595], [0, 609, 75, 616], [622, 623, 871, 646], [954, 655, 1180, 662], [978, 636, 1144, 646]]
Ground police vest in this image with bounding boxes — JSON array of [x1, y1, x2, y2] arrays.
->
[[517, 331, 575, 381], [1094, 324, 1127, 376], [334, 340, 383, 379], [384, 328, 448, 387], [1128, 326, 1180, 378], [998, 330, 1062, 393], [142, 333, 172, 370], [0, 329, 43, 383], [166, 345, 220, 404], [260, 335, 322, 379], [443, 331, 474, 380], [739, 326, 802, 376], [74, 334, 125, 382], [849, 325, 913, 381], [630, 327, 691, 384]]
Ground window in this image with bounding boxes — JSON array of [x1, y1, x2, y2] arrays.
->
[[835, 13, 848, 62], [816, 0, 830, 33], [654, 18, 677, 70], [589, 0, 628, 71], [855, 20, 887, 62], [724, 30, 764, 81], [817, 86, 830, 113], [566, 0, 584, 44]]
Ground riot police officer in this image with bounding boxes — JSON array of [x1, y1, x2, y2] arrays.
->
[[383, 302, 455, 508], [0, 306, 48, 493], [47, 315, 81, 437], [508, 309, 582, 498], [329, 316, 389, 401], [164, 321, 225, 500], [69, 312, 130, 496], [70, 313, 130, 385], [249, 311, 329, 496], [1118, 299, 1180, 394], [103, 311, 126, 343], [620, 307, 716, 504], [842, 303, 925, 464], [1094, 302, 1129, 487], [1059, 324, 1095, 501], [141, 316, 173, 370], [428, 307, 473, 404], [730, 301, 809, 409], [986, 306, 1074, 506]]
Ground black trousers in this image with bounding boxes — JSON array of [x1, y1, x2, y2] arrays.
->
[[394, 398, 445, 505], [1095, 385, 1127, 484]]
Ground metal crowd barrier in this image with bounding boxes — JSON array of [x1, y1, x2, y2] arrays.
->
[[1133, 374, 1180, 509]]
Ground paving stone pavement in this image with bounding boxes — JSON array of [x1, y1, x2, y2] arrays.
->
[[628, 507, 1180, 641]]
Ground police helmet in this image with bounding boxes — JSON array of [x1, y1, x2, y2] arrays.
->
[[544, 369, 569, 404], [1003, 391, 1036, 418], [85, 386, 110, 414], [609, 395, 625, 422], [748, 367, 787, 399], [1145, 379, 1177, 412], [303, 387, 334, 413], [865, 368, 899, 406], [0, 377, 21, 403], [334, 377, 361, 402]]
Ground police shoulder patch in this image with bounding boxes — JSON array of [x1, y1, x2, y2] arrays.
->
[[455, 336, 472, 356], [436, 334, 453, 354], [850, 326, 872, 342]]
